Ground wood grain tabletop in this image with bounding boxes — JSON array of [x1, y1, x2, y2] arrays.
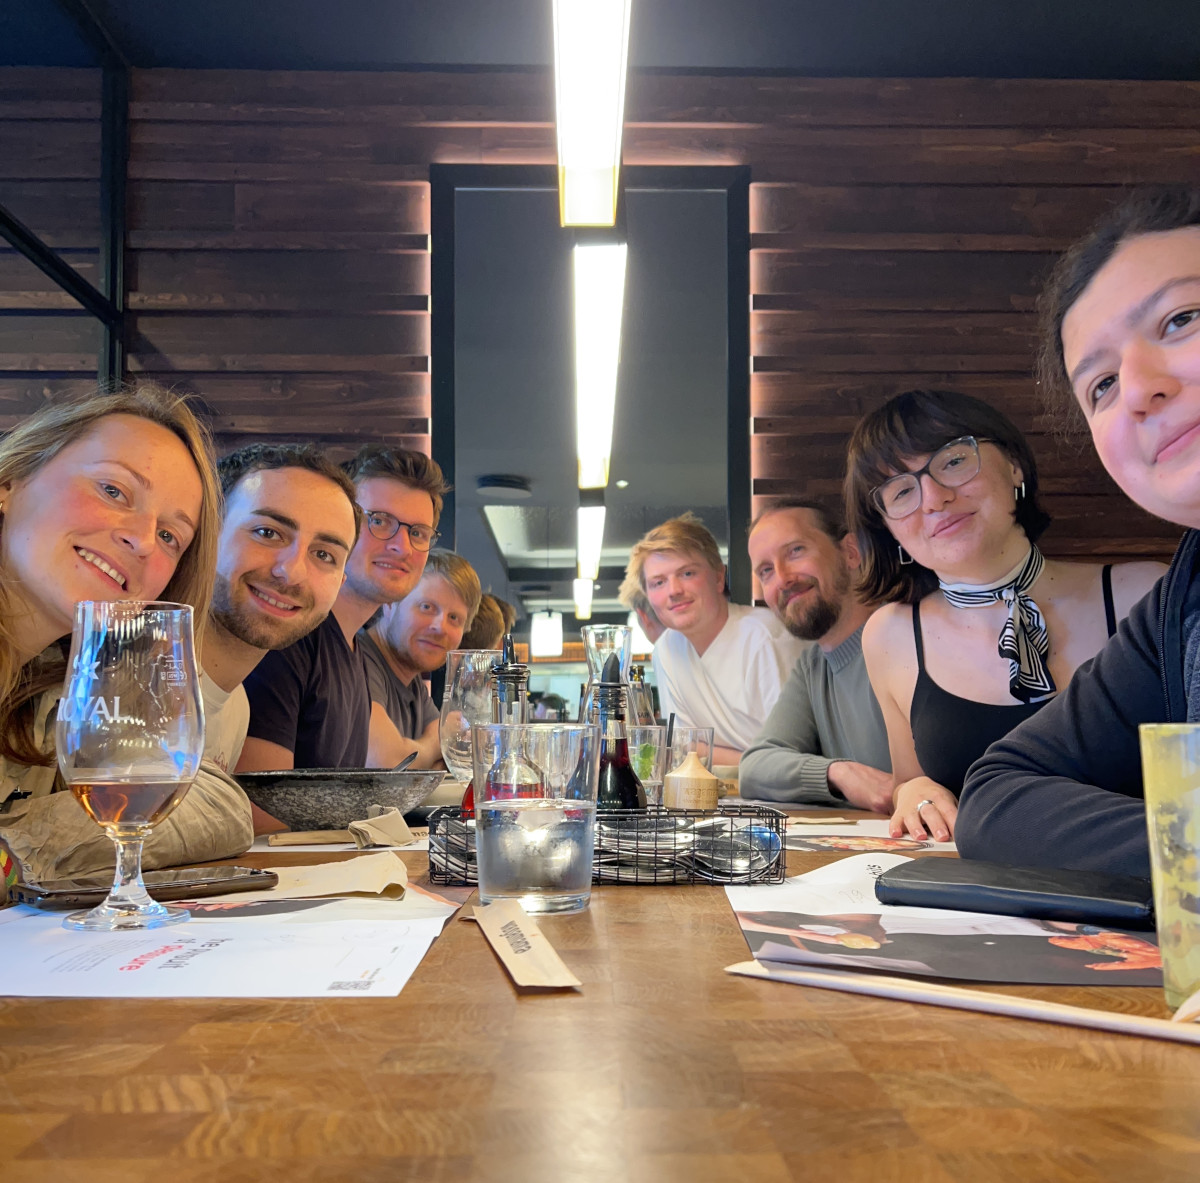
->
[[1, 840, 1198, 1182]]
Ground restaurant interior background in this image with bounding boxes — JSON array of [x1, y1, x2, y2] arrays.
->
[[1, 0, 1196, 700]]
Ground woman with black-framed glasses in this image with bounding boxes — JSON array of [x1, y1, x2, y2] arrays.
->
[[844, 389, 1165, 842]]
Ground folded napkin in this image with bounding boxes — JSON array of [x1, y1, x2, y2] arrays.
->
[[348, 805, 417, 849]]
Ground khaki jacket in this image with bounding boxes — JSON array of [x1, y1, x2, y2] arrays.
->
[[0, 690, 254, 903]]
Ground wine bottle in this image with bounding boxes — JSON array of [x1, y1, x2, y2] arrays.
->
[[594, 653, 646, 810]]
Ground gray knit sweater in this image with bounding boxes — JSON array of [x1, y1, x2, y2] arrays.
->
[[738, 625, 891, 805]]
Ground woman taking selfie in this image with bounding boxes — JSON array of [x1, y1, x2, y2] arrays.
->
[[0, 386, 252, 897], [845, 389, 1164, 842], [959, 187, 1200, 875]]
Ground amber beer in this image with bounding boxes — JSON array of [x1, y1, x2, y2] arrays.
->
[[72, 780, 192, 829]]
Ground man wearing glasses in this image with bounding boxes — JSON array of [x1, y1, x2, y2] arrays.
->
[[238, 446, 449, 771]]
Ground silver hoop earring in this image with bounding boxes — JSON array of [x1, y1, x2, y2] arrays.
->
[[898, 544, 914, 566]]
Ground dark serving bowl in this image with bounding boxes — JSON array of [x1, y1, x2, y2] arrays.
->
[[234, 768, 446, 832]]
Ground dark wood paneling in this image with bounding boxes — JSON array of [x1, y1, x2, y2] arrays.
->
[[2, 66, 1195, 558]]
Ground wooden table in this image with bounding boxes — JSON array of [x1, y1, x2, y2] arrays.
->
[[2, 841, 1199, 1182]]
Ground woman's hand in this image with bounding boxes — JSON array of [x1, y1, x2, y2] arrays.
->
[[889, 776, 958, 842]]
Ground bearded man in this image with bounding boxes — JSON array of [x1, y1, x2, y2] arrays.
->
[[740, 500, 893, 811]]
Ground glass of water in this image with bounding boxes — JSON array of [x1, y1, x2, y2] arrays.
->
[[472, 723, 600, 914]]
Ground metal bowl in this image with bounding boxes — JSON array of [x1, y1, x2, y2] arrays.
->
[[234, 768, 446, 832]]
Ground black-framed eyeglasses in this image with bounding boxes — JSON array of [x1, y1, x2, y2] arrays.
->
[[871, 436, 989, 520], [364, 510, 440, 550]]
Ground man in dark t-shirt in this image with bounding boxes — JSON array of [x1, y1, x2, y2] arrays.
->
[[239, 446, 449, 771], [359, 550, 482, 768]]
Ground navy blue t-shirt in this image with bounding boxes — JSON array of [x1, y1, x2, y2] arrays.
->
[[243, 613, 370, 768]]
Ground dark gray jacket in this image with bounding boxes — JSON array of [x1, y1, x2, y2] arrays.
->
[[958, 531, 1199, 878]]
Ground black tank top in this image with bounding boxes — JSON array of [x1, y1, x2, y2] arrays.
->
[[910, 565, 1116, 795]]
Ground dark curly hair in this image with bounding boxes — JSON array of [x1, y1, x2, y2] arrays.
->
[[217, 441, 362, 542], [1037, 185, 1200, 435], [844, 390, 1051, 605]]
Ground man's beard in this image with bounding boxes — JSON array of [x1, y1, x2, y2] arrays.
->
[[778, 565, 851, 642], [210, 572, 322, 651]]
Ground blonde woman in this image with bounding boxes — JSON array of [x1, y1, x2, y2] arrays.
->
[[0, 386, 252, 897]]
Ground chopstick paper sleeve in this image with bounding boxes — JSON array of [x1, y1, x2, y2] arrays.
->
[[474, 899, 582, 989]]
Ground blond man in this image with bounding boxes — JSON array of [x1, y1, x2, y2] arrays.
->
[[361, 550, 482, 769], [625, 513, 805, 764]]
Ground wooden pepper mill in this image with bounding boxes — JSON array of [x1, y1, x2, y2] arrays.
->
[[662, 751, 719, 811]]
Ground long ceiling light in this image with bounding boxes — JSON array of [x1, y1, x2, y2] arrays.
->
[[577, 504, 606, 581], [553, 0, 632, 226], [573, 578, 595, 621], [574, 242, 628, 490]]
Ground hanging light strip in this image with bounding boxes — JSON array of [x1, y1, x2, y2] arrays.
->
[[576, 504, 606, 581], [573, 577, 595, 621], [574, 242, 628, 490], [553, 0, 632, 226]]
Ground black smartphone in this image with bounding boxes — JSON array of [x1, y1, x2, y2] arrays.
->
[[11, 865, 279, 910]]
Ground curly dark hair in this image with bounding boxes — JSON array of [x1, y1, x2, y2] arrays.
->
[[1037, 185, 1200, 435], [844, 389, 1051, 605], [217, 442, 362, 541]]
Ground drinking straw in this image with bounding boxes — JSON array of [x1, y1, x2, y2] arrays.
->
[[665, 712, 676, 750], [725, 961, 1200, 1046]]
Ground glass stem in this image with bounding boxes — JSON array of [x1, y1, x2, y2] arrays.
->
[[106, 828, 154, 910]]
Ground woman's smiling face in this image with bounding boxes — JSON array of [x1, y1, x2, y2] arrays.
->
[[1062, 226, 1200, 529], [881, 439, 1025, 581], [1, 414, 203, 653]]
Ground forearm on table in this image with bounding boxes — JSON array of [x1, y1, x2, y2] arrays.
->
[[739, 743, 840, 805]]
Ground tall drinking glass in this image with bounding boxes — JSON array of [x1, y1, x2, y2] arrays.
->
[[1139, 723, 1200, 1010], [439, 650, 498, 783], [55, 601, 204, 932], [628, 724, 667, 807], [473, 723, 600, 913]]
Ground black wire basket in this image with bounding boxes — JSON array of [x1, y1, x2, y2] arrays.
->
[[427, 803, 786, 887]]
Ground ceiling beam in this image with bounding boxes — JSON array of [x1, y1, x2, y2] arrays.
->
[[55, 0, 131, 67]]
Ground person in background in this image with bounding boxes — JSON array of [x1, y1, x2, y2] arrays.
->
[[493, 596, 518, 636], [532, 693, 568, 722], [740, 499, 892, 811], [627, 512, 806, 764], [460, 593, 506, 649], [203, 444, 361, 774], [845, 389, 1164, 842], [0, 386, 252, 898], [238, 445, 448, 771], [618, 578, 666, 647], [361, 549, 481, 768], [960, 186, 1200, 876]]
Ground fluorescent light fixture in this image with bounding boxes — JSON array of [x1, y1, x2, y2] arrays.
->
[[553, 0, 632, 226], [576, 504, 606, 580], [573, 578, 595, 621], [530, 610, 564, 658], [574, 243, 628, 490]]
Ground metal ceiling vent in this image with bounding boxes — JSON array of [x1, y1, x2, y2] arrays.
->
[[476, 474, 533, 500]]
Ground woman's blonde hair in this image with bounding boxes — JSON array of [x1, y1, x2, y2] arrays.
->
[[0, 384, 221, 765]]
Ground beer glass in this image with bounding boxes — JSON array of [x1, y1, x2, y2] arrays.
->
[[1139, 723, 1200, 1009], [56, 601, 205, 931]]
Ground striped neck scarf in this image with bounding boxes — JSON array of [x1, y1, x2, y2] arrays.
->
[[938, 544, 1055, 704]]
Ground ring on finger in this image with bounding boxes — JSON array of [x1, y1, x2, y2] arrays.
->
[[916, 798, 934, 814]]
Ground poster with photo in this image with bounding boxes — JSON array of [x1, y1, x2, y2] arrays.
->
[[727, 854, 1161, 987]]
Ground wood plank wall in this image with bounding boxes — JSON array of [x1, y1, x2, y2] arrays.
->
[[3, 67, 1199, 556]]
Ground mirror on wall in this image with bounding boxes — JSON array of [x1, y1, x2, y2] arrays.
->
[[431, 165, 749, 658]]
